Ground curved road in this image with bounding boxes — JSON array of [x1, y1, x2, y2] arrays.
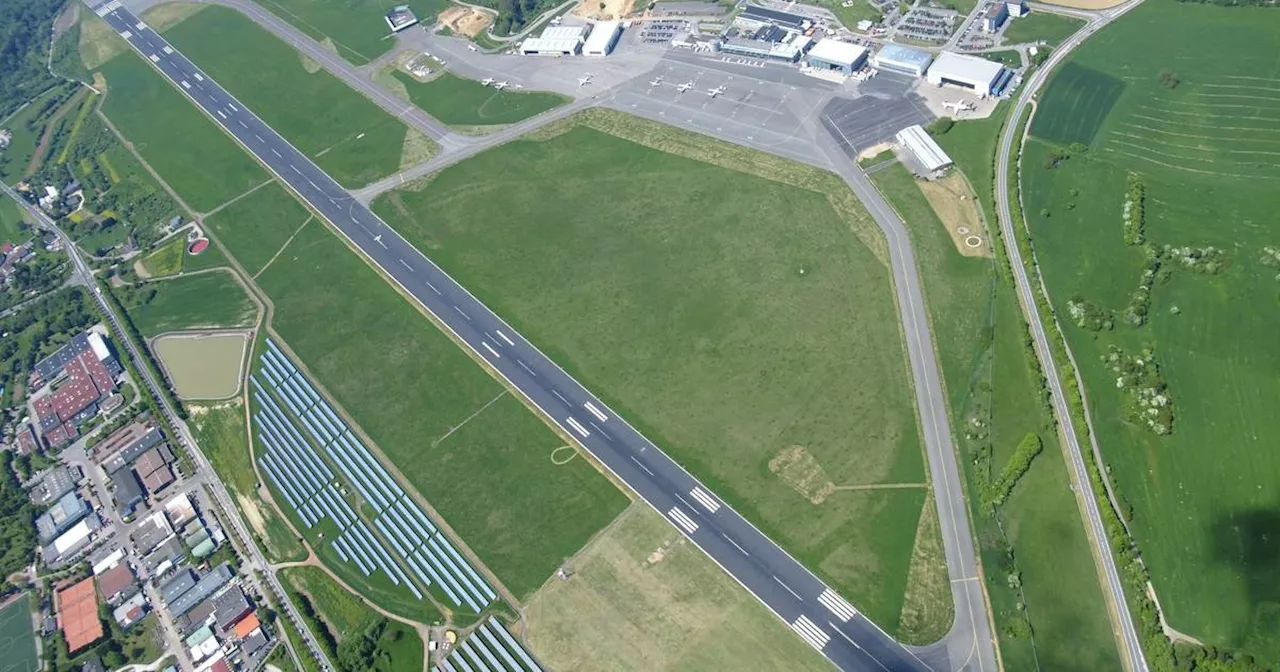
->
[[992, 2, 1148, 671]]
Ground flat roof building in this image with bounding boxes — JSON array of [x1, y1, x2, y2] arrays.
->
[[806, 39, 868, 75], [132, 511, 175, 555], [982, 2, 1008, 33], [871, 44, 933, 77], [36, 492, 90, 543], [168, 564, 233, 618], [721, 37, 805, 62], [384, 5, 418, 32], [111, 468, 144, 516], [583, 20, 623, 56], [42, 514, 101, 565], [97, 563, 137, 604], [521, 25, 588, 55], [27, 466, 76, 506], [739, 4, 809, 29], [895, 124, 954, 172], [926, 51, 1011, 97]]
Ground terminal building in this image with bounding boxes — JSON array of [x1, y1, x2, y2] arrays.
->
[[720, 35, 810, 62], [520, 25, 590, 55], [583, 20, 623, 56], [805, 39, 868, 75], [871, 44, 933, 77], [896, 124, 954, 172], [926, 51, 1012, 98]]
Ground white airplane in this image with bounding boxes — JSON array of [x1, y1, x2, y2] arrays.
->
[[707, 85, 726, 98], [942, 99, 975, 114], [481, 77, 495, 86], [513, 83, 524, 89], [677, 81, 694, 92], [493, 81, 510, 90], [649, 76, 663, 87], [578, 74, 593, 87]]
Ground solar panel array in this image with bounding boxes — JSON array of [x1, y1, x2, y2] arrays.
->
[[253, 339, 496, 612], [432, 618, 544, 672]]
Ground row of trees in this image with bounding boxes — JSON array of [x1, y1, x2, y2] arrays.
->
[[0, 0, 70, 120]]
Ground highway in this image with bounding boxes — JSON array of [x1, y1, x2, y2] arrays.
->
[[89, 1, 934, 669], [991, 2, 1149, 671], [0, 179, 335, 672]]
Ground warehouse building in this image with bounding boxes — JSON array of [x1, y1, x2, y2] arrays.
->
[[805, 39, 868, 75], [896, 124, 954, 172], [583, 20, 623, 55], [520, 25, 589, 55], [926, 51, 1012, 98], [871, 44, 933, 77]]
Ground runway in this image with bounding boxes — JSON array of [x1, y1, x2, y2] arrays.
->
[[89, 1, 932, 669]]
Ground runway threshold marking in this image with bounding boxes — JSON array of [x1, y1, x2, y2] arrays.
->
[[481, 341, 501, 359], [668, 507, 698, 534], [228, 103, 237, 111], [495, 330, 515, 346], [120, 30, 132, 39], [790, 615, 830, 651], [689, 486, 720, 513], [818, 589, 858, 622], [630, 456, 655, 476], [180, 80, 190, 89], [583, 401, 608, 422], [565, 417, 590, 438], [148, 53, 158, 63]]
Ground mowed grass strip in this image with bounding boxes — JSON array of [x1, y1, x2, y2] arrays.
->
[[204, 182, 311, 276], [98, 55, 266, 212], [124, 272, 256, 337], [1001, 11, 1084, 47], [162, 7, 408, 188], [255, 0, 451, 65], [252, 219, 627, 600], [525, 504, 838, 672], [1030, 62, 1125, 145], [390, 71, 568, 128], [372, 123, 928, 628]]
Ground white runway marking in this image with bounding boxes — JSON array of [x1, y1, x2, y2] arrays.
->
[[668, 507, 698, 534], [148, 54, 159, 63], [271, 148, 282, 158], [291, 165, 303, 175], [689, 486, 720, 513], [180, 80, 190, 89], [495, 330, 514, 346], [216, 110, 227, 120], [790, 615, 830, 651], [120, 30, 131, 39], [228, 103, 237, 111], [774, 575, 802, 600], [818, 589, 858, 622], [424, 280, 440, 294], [398, 258, 414, 271], [453, 305, 470, 320], [193, 72, 202, 81], [481, 342, 501, 359], [254, 134, 264, 143], [588, 421, 612, 441], [583, 401, 608, 422], [238, 120, 247, 129], [135, 21, 145, 29], [721, 533, 749, 556], [630, 456, 655, 476], [565, 417, 590, 438], [551, 389, 570, 405], [516, 360, 536, 377]]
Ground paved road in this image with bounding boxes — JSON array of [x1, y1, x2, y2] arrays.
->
[[991, 2, 1148, 671], [88, 1, 939, 669], [0, 177, 332, 672]]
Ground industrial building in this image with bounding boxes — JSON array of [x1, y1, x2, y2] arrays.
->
[[871, 44, 933, 77], [805, 39, 868, 75], [35, 492, 90, 543], [926, 51, 1012, 98], [520, 25, 589, 55], [982, 2, 1008, 32], [384, 5, 418, 32], [583, 20, 623, 55], [738, 4, 810, 30], [896, 124, 954, 172]]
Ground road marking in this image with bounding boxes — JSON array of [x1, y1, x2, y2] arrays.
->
[[588, 421, 612, 441], [583, 401, 608, 422], [481, 342, 501, 359], [453, 305, 470, 321], [721, 533, 749, 556], [180, 80, 190, 89], [565, 417, 590, 438], [216, 110, 227, 120], [135, 20, 146, 30], [667, 507, 698, 534], [818, 588, 857, 622], [254, 134, 264, 143], [148, 53, 159, 63], [516, 360, 536, 377], [193, 72, 202, 81], [119, 30, 131, 39], [424, 280, 440, 294], [271, 148, 282, 158], [398, 258, 414, 272], [161, 45, 172, 54], [773, 575, 802, 600], [495, 329, 514, 346], [228, 103, 237, 111], [630, 456, 655, 476], [551, 389, 569, 405], [238, 120, 247, 129], [790, 615, 829, 651], [688, 486, 720, 513]]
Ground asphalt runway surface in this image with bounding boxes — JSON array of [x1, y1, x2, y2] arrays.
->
[[90, 1, 934, 669]]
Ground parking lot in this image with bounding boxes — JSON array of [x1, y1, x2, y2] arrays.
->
[[638, 19, 689, 43], [896, 7, 959, 42]]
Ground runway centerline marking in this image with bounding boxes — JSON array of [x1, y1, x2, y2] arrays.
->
[[721, 533, 749, 556], [516, 360, 536, 377], [398, 258, 414, 272], [453, 305, 471, 320], [773, 575, 802, 601], [630, 456, 655, 476]]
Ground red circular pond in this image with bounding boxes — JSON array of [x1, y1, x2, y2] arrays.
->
[[188, 238, 210, 255]]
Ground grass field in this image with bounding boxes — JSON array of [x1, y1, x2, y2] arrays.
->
[[123, 272, 256, 336], [154, 333, 247, 398], [236, 209, 627, 601], [526, 503, 838, 671], [389, 71, 568, 128], [875, 141, 1120, 664], [281, 566, 423, 672], [162, 7, 413, 188], [98, 54, 267, 212], [255, 0, 451, 65], [0, 597, 36, 672], [0, 198, 27, 245], [1002, 11, 1084, 47], [372, 117, 937, 631], [203, 182, 312, 276], [1022, 1, 1280, 659], [141, 236, 186, 277], [189, 399, 307, 563], [1030, 62, 1126, 145]]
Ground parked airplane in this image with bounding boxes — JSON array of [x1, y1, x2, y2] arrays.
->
[[481, 77, 495, 86], [578, 74, 594, 86], [677, 81, 694, 92], [942, 99, 975, 114], [649, 76, 663, 87], [707, 85, 726, 97], [494, 81, 510, 90]]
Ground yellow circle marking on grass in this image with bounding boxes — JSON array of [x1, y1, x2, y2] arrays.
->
[[550, 445, 578, 465], [964, 236, 983, 248]]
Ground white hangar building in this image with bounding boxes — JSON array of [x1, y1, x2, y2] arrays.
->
[[520, 25, 589, 55], [584, 20, 623, 56], [805, 39, 868, 75], [871, 44, 932, 78], [895, 124, 953, 172], [925, 51, 1012, 98]]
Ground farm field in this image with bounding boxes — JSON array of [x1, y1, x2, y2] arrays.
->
[[1001, 11, 1084, 47], [203, 182, 312, 277], [189, 399, 307, 562], [0, 597, 36, 672], [154, 332, 247, 398], [525, 504, 837, 672], [871, 160, 1119, 669], [231, 210, 627, 601], [255, 0, 450, 65], [120, 271, 256, 336], [371, 115, 941, 632], [281, 566, 423, 672], [98, 54, 267, 212], [388, 71, 568, 128], [1022, 0, 1280, 660]]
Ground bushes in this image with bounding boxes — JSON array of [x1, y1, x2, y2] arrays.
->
[[927, 116, 955, 136], [981, 433, 1044, 510], [1103, 344, 1174, 436], [1123, 173, 1145, 245], [1067, 296, 1114, 331]]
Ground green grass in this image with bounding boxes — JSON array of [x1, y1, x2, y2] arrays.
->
[[141, 236, 186, 277], [124, 271, 256, 336], [281, 567, 422, 672], [0, 597, 36, 672], [0, 86, 78, 184], [204, 182, 312, 276], [1022, 1, 1280, 659], [372, 124, 930, 630], [239, 217, 627, 601], [0, 198, 28, 244], [390, 71, 568, 128], [190, 399, 307, 563], [98, 55, 267, 212], [1003, 11, 1084, 47], [983, 49, 1022, 68], [162, 7, 410, 188], [1030, 62, 1126, 146], [255, 0, 451, 65], [265, 640, 300, 672]]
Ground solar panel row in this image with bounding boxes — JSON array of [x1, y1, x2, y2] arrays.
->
[[433, 618, 544, 672]]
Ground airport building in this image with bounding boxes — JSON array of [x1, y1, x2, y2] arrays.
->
[[384, 5, 418, 32], [871, 44, 933, 77], [737, 4, 811, 30], [1008, 0, 1027, 17], [982, 1, 1008, 32], [720, 37, 807, 62], [896, 124, 953, 172], [520, 25, 590, 55], [926, 51, 1012, 98], [805, 39, 868, 75], [584, 20, 623, 55]]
